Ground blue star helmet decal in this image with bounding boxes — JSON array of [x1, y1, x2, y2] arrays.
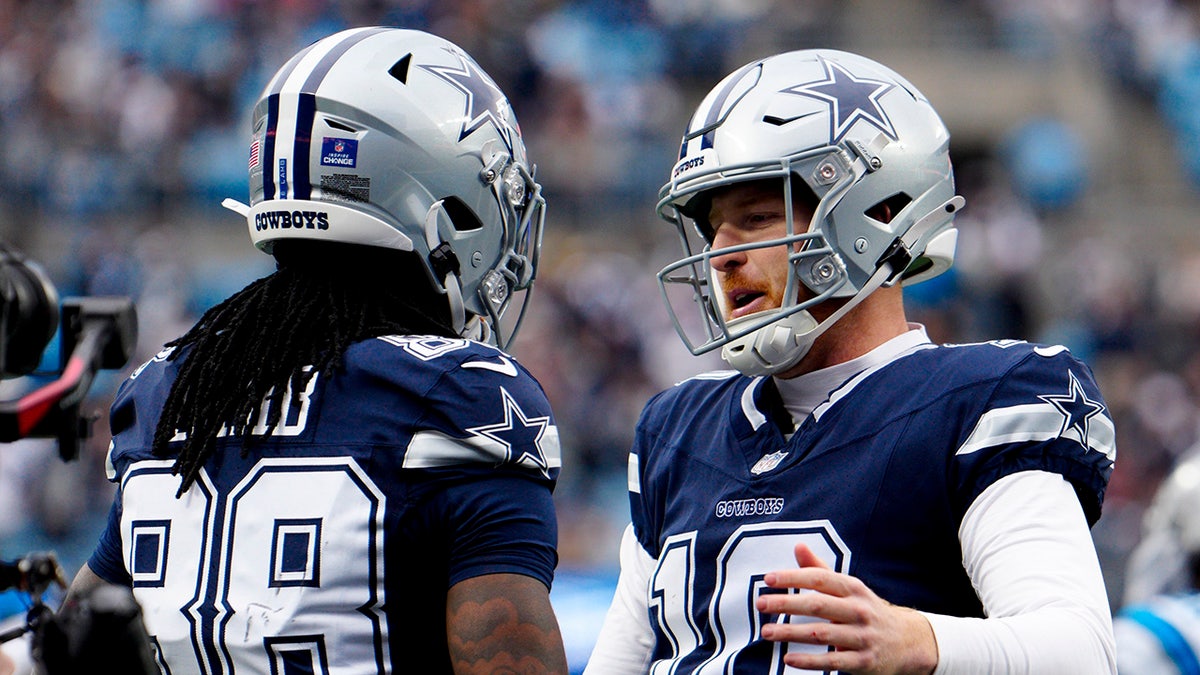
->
[[420, 48, 516, 153], [1039, 370, 1107, 449], [781, 56, 899, 144], [466, 387, 551, 475]]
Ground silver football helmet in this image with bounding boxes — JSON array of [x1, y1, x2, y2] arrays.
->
[[1124, 449, 1200, 604], [657, 49, 963, 376], [223, 27, 545, 348]]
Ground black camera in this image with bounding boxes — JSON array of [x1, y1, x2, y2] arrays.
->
[[0, 242, 156, 674], [0, 242, 137, 460]]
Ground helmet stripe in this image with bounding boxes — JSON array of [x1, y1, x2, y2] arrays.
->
[[266, 26, 388, 96], [695, 61, 762, 152], [292, 93, 316, 199], [263, 93, 279, 201], [291, 28, 388, 199], [299, 26, 391, 93], [265, 27, 390, 203], [265, 48, 313, 97]]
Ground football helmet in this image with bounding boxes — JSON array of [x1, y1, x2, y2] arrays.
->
[[657, 49, 963, 376], [1124, 449, 1200, 604], [223, 27, 545, 348]]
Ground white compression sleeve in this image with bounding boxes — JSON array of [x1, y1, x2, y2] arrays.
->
[[924, 470, 1115, 674], [583, 524, 657, 674]]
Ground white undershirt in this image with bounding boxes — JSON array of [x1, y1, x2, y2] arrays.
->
[[583, 328, 1116, 674], [773, 326, 931, 427]]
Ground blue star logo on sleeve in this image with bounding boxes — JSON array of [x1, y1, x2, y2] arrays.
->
[[1039, 371, 1107, 449], [466, 387, 550, 474], [420, 48, 516, 151], [781, 56, 899, 143]]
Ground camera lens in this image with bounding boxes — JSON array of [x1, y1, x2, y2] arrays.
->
[[0, 244, 60, 377]]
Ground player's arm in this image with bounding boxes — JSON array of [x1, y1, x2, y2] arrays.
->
[[446, 572, 567, 675], [61, 562, 110, 609], [921, 470, 1115, 674], [434, 463, 566, 674], [63, 492, 131, 610], [757, 471, 1115, 674], [583, 524, 656, 674]]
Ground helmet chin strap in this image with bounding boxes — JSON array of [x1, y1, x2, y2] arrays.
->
[[462, 315, 490, 343], [721, 265, 889, 377], [720, 195, 963, 377], [424, 201, 468, 337]]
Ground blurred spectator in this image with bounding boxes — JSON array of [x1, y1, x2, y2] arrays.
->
[[3, 5, 1200, 650]]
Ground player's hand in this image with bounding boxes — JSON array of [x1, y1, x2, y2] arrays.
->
[[755, 543, 938, 675]]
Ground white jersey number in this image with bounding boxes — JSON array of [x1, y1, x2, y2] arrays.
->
[[650, 521, 850, 675], [119, 457, 387, 675]]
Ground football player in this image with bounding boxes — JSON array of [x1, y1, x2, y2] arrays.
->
[[585, 49, 1116, 673], [1115, 448, 1200, 673], [64, 28, 567, 674]]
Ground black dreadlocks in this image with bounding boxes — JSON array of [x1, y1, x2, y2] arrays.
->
[[153, 240, 455, 496]]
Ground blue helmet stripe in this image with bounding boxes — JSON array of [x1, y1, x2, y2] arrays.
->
[[265, 27, 389, 203], [266, 49, 311, 97], [698, 61, 761, 151], [289, 27, 389, 199], [1122, 606, 1200, 675], [293, 93, 316, 199], [300, 26, 391, 93], [263, 93, 279, 201]]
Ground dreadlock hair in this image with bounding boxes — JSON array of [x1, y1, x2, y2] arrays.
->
[[153, 240, 456, 496]]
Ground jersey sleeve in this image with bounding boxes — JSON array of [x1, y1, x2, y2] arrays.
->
[[353, 337, 562, 481], [951, 346, 1115, 525], [626, 390, 669, 559], [86, 492, 131, 585], [433, 468, 559, 589]]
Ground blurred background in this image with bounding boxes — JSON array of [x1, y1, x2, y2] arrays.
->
[[0, 0, 1197, 670]]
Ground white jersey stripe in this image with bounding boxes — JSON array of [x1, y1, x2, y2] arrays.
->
[[404, 427, 562, 470], [628, 453, 641, 495], [742, 377, 768, 431], [957, 403, 1116, 463]]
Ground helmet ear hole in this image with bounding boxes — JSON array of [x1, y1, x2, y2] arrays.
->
[[440, 196, 484, 233], [866, 192, 911, 224]]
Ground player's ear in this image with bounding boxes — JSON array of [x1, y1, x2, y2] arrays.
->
[[865, 193, 912, 225]]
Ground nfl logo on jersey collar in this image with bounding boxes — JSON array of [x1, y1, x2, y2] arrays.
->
[[751, 450, 789, 475]]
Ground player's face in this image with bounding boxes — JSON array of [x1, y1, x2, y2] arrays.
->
[[706, 181, 814, 322]]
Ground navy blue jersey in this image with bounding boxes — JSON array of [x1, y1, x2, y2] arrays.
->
[[629, 340, 1114, 673], [87, 334, 560, 674]]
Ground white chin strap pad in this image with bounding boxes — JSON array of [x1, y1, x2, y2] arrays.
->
[[721, 310, 820, 377]]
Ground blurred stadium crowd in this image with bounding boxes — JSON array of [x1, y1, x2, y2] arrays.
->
[[3, 0, 1200, 664]]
